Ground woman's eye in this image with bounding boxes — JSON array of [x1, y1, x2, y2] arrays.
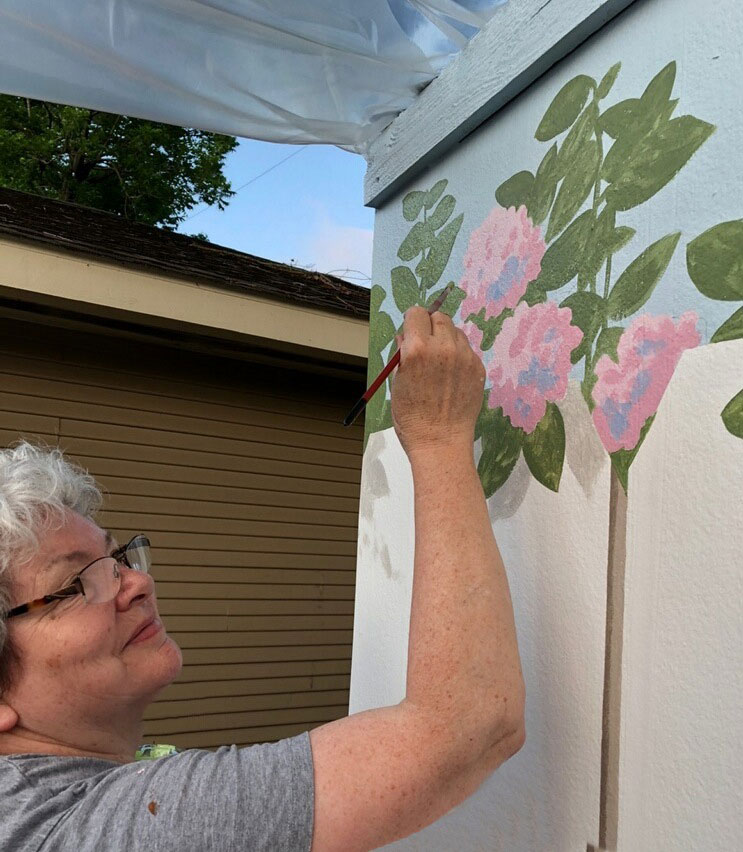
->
[[58, 593, 80, 607]]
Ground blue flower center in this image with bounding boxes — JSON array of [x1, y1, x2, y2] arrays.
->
[[634, 338, 666, 357], [485, 255, 525, 303], [518, 357, 557, 394], [603, 398, 634, 440]]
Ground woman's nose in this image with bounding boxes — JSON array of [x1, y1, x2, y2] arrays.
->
[[115, 564, 155, 609]]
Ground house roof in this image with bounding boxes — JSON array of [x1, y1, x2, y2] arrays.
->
[[0, 187, 370, 320]]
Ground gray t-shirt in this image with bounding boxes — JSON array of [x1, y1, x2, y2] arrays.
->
[[0, 732, 314, 851]]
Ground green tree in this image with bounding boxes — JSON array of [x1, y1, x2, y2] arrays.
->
[[0, 95, 238, 227]]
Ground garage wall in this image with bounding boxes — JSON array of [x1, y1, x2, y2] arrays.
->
[[0, 315, 364, 749]]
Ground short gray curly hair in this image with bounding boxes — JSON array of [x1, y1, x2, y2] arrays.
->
[[0, 442, 103, 693]]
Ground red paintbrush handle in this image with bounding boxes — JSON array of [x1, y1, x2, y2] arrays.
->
[[363, 348, 401, 401]]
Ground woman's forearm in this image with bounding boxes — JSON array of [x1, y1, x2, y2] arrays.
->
[[403, 439, 525, 754]]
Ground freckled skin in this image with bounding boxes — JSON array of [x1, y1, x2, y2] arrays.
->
[[0, 511, 183, 763]]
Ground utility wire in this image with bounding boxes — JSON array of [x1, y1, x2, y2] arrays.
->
[[184, 145, 306, 222], [326, 268, 371, 282]]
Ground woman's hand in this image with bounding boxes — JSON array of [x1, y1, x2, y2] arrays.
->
[[390, 307, 486, 462]]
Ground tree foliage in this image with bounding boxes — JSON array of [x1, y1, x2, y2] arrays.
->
[[0, 95, 238, 227]]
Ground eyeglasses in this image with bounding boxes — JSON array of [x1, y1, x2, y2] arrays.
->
[[6, 534, 151, 619]]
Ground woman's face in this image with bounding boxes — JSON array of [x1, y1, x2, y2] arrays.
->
[[3, 510, 182, 742]]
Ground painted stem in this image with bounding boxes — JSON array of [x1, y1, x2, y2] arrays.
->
[[420, 207, 428, 301], [603, 254, 613, 301], [589, 98, 604, 295], [598, 464, 628, 851]]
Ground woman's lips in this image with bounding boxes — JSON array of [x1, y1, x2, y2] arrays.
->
[[127, 618, 163, 645]]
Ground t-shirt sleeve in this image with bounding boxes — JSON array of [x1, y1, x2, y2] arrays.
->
[[46, 732, 315, 852]]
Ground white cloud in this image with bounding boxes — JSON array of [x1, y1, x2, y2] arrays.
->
[[300, 213, 373, 286]]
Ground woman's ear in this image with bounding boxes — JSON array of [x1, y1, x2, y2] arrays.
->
[[0, 699, 19, 732]]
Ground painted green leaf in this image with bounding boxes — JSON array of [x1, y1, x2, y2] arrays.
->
[[370, 283, 386, 314], [481, 309, 512, 350], [597, 62, 621, 100], [364, 293, 398, 450], [379, 399, 394, 430], [601, 100, 680, 184], [711, 307, 743, 343], [521, 283, 548, 306], [586, 219, 637, 282], [427, 194, 456, 230], [391, 265, 420, 314], [599, 98, 640, 139], [556, 103, 597, 175], [425, 281, 466, 316], [465, 306, 486, 326], [607, 232, 680, 320], [368, 285, 397, 362], [495, 170, 535, 210], [397, 221, 434, 262], [522, 402, 565, 492], [402, 191, 426, 222], [478, 406, 523, 498], [594, 325, 624, 363], [581, 374, 596, 411], [370, 310, 397, 360], [687, 220, 743, 301], [546, 138, 600, 242], [605, 116, 715, 211], [535, 75, 595, 142], [425, 179, 448, 210], [474, 390, 491, 441], [466, 305, 512, 349], [610, 226, 636, 253], [561, 291, 606, 364], [447, 284, 468, 317], [640, 61, 676, 112], [582, 206, 615, 281], [529, 144, 560, 225], [721, 389, 743, 438], [465, 304, 512, 349], [611, 415, 655, 493], [599, 62, 678, 175], [418, 213, 464, 290]]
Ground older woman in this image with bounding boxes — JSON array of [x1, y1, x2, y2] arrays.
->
[[0, 308, 525, 852]]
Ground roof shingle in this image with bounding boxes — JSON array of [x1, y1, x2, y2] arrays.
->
[[0, 188, 370, 319]]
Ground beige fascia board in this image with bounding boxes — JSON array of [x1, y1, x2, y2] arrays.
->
[[0, 237, 369, 360]]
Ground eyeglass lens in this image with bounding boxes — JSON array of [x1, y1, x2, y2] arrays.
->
[[80, 536, 151, 604], [124, 535, 151, 573]]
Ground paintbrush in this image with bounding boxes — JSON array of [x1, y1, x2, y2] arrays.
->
[[343, 282, 455, 427]]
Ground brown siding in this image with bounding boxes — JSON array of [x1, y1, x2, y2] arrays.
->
[[0, 317, 364, 748]]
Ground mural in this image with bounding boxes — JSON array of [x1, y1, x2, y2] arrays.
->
[[366, 60, 743, 493]]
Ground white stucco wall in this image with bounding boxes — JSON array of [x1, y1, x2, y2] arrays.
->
[[618, 340, 743, 852], [352, 385, 610, 850], [352, 0, 743, 849]]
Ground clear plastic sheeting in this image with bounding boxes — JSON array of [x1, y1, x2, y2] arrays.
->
[[0, 0, 506, 152]]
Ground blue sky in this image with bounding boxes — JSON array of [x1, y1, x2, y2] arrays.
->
[[177, 140, 374, 287]]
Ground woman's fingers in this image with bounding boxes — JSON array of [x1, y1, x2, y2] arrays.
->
[[430, 310, 458, 343], [402, 306, 433, 343]]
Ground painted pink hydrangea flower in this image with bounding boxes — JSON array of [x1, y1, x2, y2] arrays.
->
[[459, 205, 546, 323], [591, 312, 701, 453], [487, 301, 583, 433]]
